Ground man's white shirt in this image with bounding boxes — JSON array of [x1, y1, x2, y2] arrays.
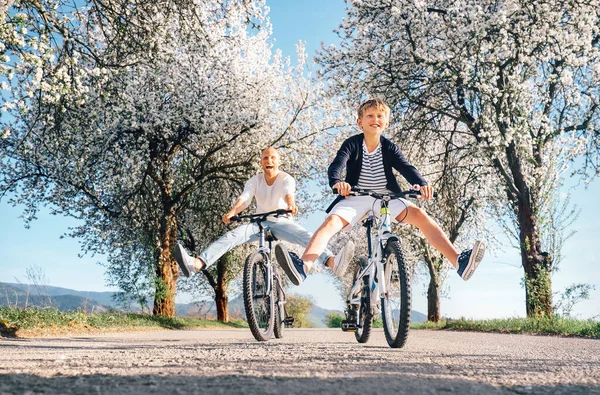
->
[[238, 172, 295, 220]]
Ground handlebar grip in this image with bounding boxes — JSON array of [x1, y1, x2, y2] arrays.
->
[[230, 216, 239, 222], [333, 187, 361, 195], [407, 191, 438, 198], [275, 209, 293, 216]]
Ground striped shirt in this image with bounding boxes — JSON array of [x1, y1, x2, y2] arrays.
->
[[356, 142, 392, 193]]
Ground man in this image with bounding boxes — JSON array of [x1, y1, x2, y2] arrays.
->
[[174, 146, 355, 279]]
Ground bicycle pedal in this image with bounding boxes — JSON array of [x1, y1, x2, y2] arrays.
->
[[283, 316, 295, 327], [341, 320, 358, 332]]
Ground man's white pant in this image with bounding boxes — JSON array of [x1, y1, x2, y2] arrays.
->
[[199, 218, 333, 268]]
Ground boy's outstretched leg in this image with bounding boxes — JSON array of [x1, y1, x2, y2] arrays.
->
[[456, 240, 485, 280], [275, 214, 349, 285], [274, 244, 307, 286], [398, 206, 485, 280], [328, 239, 355, 277], [275, 240, 356, 286]]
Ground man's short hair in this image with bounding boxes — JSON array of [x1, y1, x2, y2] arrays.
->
[[357, 98, 391, 120], [261, 146, 280, 157]]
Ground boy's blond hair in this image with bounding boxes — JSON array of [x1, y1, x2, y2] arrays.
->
[[357, 98, 391, 120]]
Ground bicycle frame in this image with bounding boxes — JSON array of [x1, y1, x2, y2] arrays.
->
[[254, 221, 274, 295], [233, 214, 277, 302], [347, 196, 397, 308], [341, 187, 434, 346]]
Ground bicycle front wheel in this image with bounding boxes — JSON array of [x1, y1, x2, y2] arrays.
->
[[381, 239, 412, 348], [355, 257, 372, 343], [243, 251, 274, 341], [273, 273, 285, 339]]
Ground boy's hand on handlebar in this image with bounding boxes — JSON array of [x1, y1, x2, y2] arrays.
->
[[332, 181, 352, 196], [415, 184, 434, 200]]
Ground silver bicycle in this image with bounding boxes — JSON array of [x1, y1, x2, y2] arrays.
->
[[231, 209, 294, 341], [340, 187, 433, 348]]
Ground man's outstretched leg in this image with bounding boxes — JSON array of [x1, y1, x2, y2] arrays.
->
[[173, 244, 206, 278], [174, 223, 257, 278]]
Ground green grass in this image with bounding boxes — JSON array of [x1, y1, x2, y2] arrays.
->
[[0, 306, 247, 337], [412, 317, 600, 338], [4, 307, 598, 339]]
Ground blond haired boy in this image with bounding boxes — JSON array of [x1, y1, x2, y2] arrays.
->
[[276, 99, 485, 285]]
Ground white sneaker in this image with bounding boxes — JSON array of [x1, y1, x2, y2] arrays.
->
[[332, 240, 355, 277], [174, 243, 197, 278]]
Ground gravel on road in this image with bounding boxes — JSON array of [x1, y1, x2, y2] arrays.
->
[[1, 328, 599, 394]]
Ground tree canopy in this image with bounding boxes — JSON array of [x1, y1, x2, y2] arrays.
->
[[318, 0, 600, 317]]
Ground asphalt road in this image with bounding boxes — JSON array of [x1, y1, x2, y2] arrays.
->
[[1, 328, 599, 394]]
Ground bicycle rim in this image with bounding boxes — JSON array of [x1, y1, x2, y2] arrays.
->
[[243, 252, 274, 341], [381, 240, 411, 348]]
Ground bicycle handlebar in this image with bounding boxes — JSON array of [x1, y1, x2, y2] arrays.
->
[[230, 209, 293, 223], [332, 187, 438, 199]]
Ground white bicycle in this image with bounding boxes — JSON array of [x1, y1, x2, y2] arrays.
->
[[340, 187, 434, 348]]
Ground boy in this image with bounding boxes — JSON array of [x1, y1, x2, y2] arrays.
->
[[174, 146, 355, 279], [275, 98, 485, 285]]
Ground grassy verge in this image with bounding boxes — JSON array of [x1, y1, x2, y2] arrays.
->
[[0, 306, 247, 338], [412, 317, 600, 338]]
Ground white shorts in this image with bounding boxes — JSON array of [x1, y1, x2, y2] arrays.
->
[[328, 195, 415, 230]]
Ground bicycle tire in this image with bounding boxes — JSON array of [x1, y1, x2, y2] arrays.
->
[[273, 273, 285, 339], [381, 239, 412, 348], [355, 264, 372, 343], [243, 251, 274, 341]]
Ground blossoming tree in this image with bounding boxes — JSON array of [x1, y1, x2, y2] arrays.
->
[[318, 0, 600, 317], [1, 0, 340, 317]]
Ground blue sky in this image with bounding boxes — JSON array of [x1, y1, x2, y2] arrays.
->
[[1, 0, 598, 320]]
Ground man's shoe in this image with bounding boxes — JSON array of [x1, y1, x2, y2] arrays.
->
[[174, 243, 197, 278], [274, 244, 307, 286], [457, 240, 485, 281], [332, 240, 355, 277]]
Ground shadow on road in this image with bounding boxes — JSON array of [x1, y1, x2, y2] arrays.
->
[[1, 373, 599, 394], [0, 322, 17, 338]]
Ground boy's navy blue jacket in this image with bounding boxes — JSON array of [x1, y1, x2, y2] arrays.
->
[[326, 133, 428, 213]]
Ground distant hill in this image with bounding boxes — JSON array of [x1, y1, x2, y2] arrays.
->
[[411, 310, 427, 323], [309, 304, 344, 328], [0, 282, 112, 313], [0, 282, 427, 325]]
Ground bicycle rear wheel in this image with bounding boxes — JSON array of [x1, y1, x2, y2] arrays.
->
[[243, 251, 274, 341], [381, 239, 411, 348], [355, 258, 372, 343]]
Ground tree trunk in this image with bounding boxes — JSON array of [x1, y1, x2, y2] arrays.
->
[[152, 212, 179, 317], [215, 254, 230, 322], [505, 141, 553, 318], [422, 241, 443, 322], [518, 206, 553, 317], [427, 270, 441, 322]]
